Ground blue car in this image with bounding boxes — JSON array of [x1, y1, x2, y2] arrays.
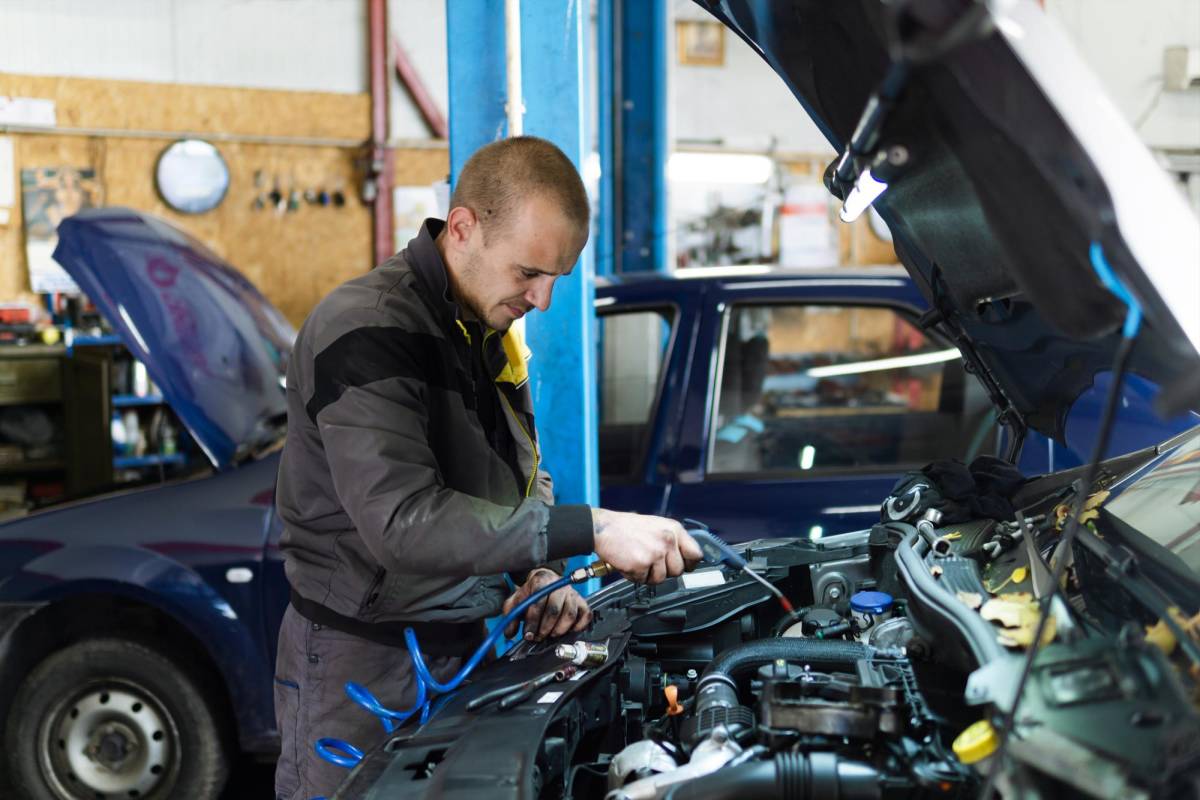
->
[[0, 210, 1189, 799], [595, 266, 1190, 545], [0, 210, 294, 799]]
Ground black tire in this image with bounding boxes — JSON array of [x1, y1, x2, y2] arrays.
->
[[3, 638, 231, 800]]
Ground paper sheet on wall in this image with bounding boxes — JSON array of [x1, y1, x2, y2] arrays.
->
[[0, 96, 56, 127], [394, 185, 440, 249], [21, 166, 104, 293]]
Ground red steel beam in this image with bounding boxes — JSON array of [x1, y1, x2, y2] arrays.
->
[[369, 0, 395, 265], [393, 36, 449, 139]]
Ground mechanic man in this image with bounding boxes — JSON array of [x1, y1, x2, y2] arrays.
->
[[272, 136, 702, 800]]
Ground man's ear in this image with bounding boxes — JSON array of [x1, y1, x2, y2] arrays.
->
[[444, 206, 478, 251]]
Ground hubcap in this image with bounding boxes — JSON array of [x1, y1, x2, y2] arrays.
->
[[40, 682, 177, 799]]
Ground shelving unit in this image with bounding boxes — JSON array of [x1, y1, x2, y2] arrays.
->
[[76, 339, 192, 485], [112, 394, 166, 408], [0, 338, 195, 511], [113, 453, 187, 469]]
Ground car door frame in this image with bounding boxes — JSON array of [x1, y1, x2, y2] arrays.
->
[[667, 274, 975, 541], [595, 278, 708, 517]]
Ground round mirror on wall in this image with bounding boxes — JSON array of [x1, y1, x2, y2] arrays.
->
[[154, 139, 230, 214]]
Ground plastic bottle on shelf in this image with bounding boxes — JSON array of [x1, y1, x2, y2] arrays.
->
[[123, 410, 144, 457], [110, 411, 127, 455], [160, 419, 177, 456]]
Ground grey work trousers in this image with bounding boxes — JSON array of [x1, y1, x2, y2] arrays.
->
[[272, 604, 464, 800]]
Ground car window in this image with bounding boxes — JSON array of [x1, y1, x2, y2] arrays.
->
[[597, 308, 675, 481], [708, 303, 995, 475]]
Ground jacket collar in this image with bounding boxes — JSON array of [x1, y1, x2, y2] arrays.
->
[[402, 218, 530, 388], [404, 217, 460, 331]]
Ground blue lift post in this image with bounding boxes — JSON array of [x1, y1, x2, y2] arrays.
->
[[599, 0, 670, 274], [597, 0, 615, 277], [445, 0, 507, 183], [446, 0, 599, 592]]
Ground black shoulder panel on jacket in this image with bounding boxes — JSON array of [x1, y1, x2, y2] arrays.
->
[[306, 326, 472, 423]]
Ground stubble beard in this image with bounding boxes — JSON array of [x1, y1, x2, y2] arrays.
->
[[456, 251, 511, 332]]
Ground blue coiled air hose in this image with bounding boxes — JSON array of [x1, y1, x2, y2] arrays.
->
[[314, 570, 582, 770]]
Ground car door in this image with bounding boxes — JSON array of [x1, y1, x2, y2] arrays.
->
[[596, 281, 705, 517], [666, 277, 1001, 543]]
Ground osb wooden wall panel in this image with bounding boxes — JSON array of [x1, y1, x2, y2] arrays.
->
[[837, 215, 897, 266], [395, 147, 449, 186], [0, 73, 369, 140], [101, 137, 375, 326], [0, 74, 451, 325]]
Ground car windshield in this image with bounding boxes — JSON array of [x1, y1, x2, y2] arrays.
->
[[1106, 424, 1200, 577]]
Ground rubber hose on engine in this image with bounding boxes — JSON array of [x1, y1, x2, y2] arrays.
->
[[664, 752, 880, 800], [701, 638, 871, 685]]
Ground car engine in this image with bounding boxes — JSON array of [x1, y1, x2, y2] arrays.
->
[[335, 454, 1200, 800]]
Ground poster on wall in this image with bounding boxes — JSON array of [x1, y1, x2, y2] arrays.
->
[[20, 166, 103, 293]]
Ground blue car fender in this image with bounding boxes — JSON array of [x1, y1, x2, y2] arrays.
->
[[2, 542, 274, 748]]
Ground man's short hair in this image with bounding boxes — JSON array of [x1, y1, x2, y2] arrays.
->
[[450, 136, 590, 242]]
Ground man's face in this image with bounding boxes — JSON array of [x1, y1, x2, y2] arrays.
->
[[449, 194, 586, 332]]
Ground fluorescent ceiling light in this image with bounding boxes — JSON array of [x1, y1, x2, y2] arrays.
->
[[809, 525, 824, 540], [839, 168, 888, 222], [807, 348, 960, 378], [669, 152, 773, 184]]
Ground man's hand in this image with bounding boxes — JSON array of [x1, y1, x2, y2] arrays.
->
[[502, 568, 592, 641], [592, 509, 704, 585]]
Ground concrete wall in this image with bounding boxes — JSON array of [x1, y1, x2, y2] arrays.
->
[[674, 0, 1200, 154], [0, 0, 446, 141], [671, 1, 829, 153], [1047, 0, 1200, 151], [0, 0, 366, 94], [1, 1, 1195, 153]]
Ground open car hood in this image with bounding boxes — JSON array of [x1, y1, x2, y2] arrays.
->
[[53, 208, 295, 469], [696, 0, 1200, 443]]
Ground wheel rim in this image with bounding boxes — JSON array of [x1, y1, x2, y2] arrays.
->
[[38, 679, 180, 799]]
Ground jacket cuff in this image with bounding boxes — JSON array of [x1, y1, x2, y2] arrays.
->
[[545, 504, 594, 561]]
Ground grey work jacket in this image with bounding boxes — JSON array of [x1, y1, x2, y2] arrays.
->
[[275, 219, 593, 637]]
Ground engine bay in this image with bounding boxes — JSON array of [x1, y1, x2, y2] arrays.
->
[[335, 455, 1200, 800]]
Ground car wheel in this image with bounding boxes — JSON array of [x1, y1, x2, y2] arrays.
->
[[4, 638, 231, 800]]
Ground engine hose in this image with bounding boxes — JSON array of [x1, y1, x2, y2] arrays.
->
[[700, 638, 871, 688], [663, 752, 880, 800], [315, 574, 576, 768]]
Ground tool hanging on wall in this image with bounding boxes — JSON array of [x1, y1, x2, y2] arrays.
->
[[269, 174, 284, 215], [251, 170, 266, 210]]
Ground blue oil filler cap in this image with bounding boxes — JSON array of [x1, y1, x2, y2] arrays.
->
[[850, 591, 894, 615]]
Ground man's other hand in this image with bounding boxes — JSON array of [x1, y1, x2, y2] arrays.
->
[[502, 568, 592, 641], [592, 509, 704, 584]]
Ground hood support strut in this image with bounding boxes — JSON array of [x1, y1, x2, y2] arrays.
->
[[918, 262, 1028, 464]]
